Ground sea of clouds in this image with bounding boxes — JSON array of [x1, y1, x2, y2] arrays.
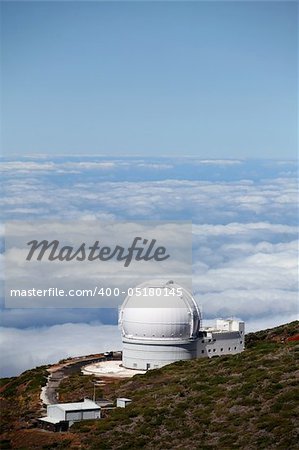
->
[[0, 157, 298, 376]]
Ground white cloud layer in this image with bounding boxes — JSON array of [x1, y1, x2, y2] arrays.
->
[[0, 323, 121, 377], [2, 173, 297, 225], [0, 158, 298, 376]]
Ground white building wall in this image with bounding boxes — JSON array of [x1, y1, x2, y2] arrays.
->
[[47, 401, 101, 425], [196, 329, 244, 358], [238, 321, 245, 338], [117, 398, 132, 408], [66, 410, 100, 423], [66, 411, 82, 422], [47, 405, 65, 422], [122, 338, 198, 370], [121, 320, 245, 370], [82, 410, 101, 420], [216, 319, 245, 333]]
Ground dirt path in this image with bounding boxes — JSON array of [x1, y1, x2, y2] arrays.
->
[[41, 370, 65, 404], [40, 354, 121, 405]]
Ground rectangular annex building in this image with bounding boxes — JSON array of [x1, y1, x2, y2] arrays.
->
[[38, 398, 101, 432]]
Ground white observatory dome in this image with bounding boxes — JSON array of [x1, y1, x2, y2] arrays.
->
[[119, 280, 201, 341]]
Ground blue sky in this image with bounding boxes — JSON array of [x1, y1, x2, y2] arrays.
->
[[1, 1, 297, 158]]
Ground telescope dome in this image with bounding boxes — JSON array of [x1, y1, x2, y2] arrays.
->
[[119, 280, 201, 341]]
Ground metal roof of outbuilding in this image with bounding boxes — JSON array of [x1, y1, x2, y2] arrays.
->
[[49, 398, 100, 411], [38, 416, 61, 424]]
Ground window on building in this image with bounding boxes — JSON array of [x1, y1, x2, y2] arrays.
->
[[228, 347, 231, 351], [208, 349, 211, 352], [202, 340, 204, 343], [201, 350, 204, 354], [220, 348, 223, 351], [240, 341, 243, 344], [234, 347, 237, 350], [213, 349, 216, 352]]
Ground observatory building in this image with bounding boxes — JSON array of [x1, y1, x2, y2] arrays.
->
[[119, 280, 245, 371]]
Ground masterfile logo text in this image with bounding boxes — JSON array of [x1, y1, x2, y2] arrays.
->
[[5, 221, 192, 308], [26, 237, 170, 267]]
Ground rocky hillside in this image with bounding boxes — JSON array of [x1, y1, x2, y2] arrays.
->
[[1, 321, 298, 449]]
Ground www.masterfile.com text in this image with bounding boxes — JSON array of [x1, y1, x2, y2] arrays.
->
[[9, 286, 183, 298]]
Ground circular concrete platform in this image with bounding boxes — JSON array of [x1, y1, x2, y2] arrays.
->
[[81, 360, 146, 378]]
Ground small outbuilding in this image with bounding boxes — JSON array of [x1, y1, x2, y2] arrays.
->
[[116, 397, 132, 408], [38, 398, 101, 431]]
